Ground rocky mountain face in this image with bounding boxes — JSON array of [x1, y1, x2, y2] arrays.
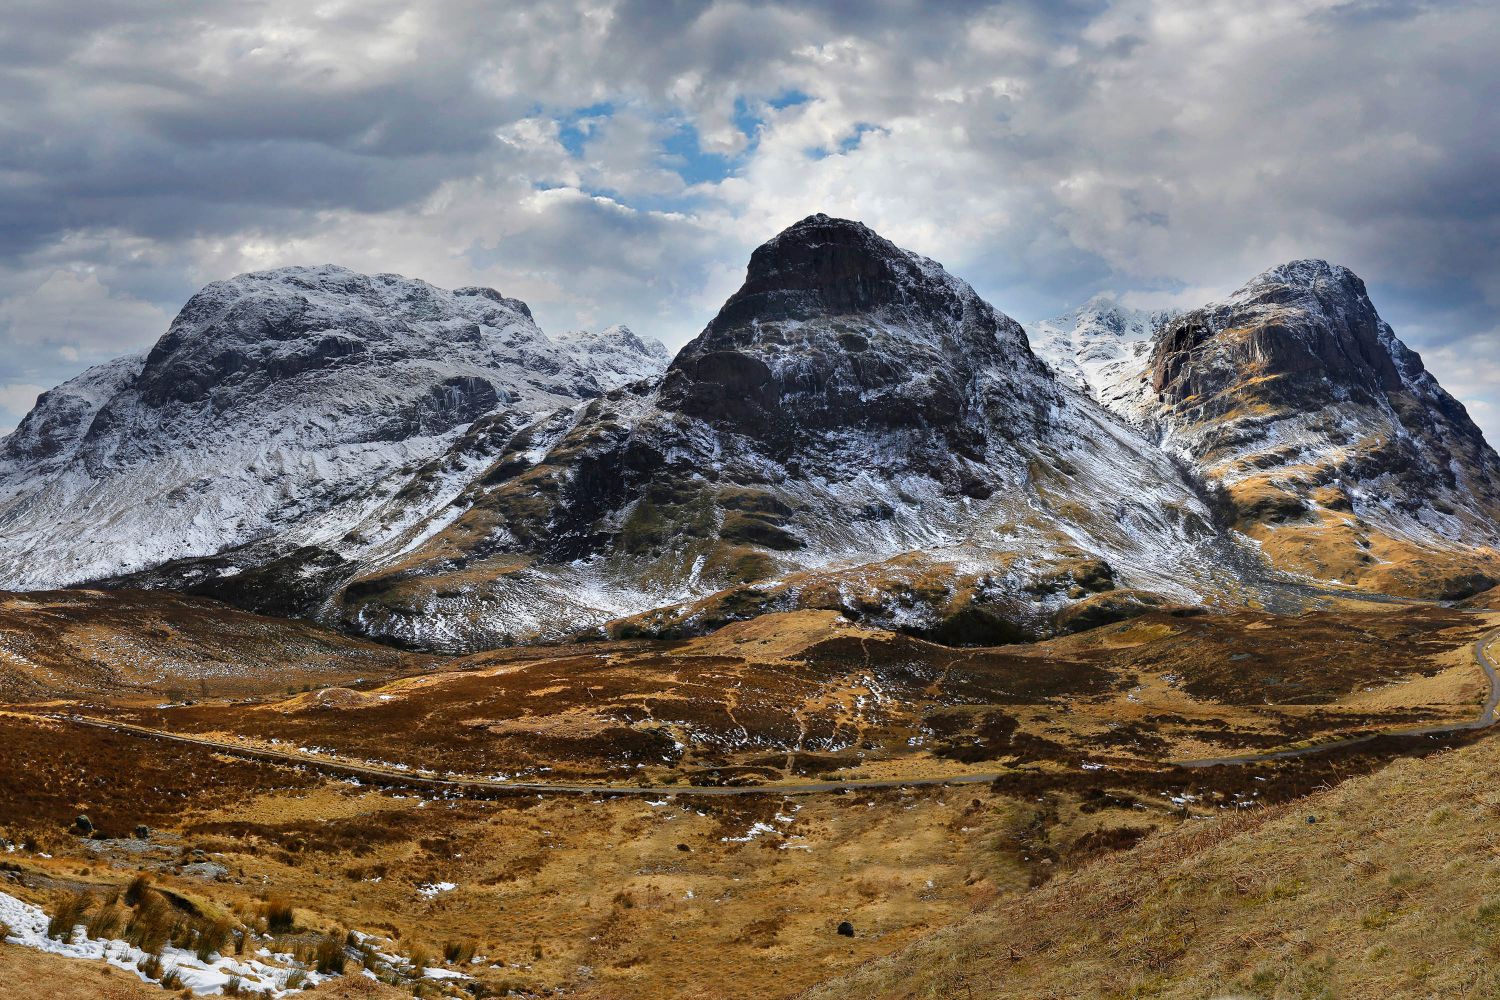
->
[[1043, 260, 1500, 597], [0, 265, 667, 590], [305, 215, 1243, 650]]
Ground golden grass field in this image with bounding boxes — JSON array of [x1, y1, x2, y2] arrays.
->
[[806, 725, 1500, 999]]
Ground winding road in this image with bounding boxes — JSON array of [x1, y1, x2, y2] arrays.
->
[[33, 623, 1500, 796], [1170, 622, 1500, 768]]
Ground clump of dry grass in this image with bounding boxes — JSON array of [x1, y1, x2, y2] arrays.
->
[[85, 901, 127, 940], [442, 938, 476, 964], [311, 934, 348, 974], [405, 942, 434, 972], [122, 873, 152, 907], [193, 915, 233, 962], [260, 895, 295, 933], [138, 951, 164, 981], [122, 889, 177, 953], [46, 890, 91, 940]]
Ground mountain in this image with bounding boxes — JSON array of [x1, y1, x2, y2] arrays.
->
[[8, 227, 1492, 652], [1031, 294, 1175, 412], [0, 265, 667, 590], [555, 324, 672, 384], [1043, 260, 1500, 597], [304, 215, 1245, 650]]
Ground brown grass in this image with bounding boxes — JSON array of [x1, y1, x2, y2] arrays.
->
[[805, 729, 1500, 999], [0, 604, 1494, 999], [0, 941, 161, 999], [0, 587, 432, 702]]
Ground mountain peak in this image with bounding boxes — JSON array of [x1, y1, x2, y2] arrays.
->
[[1252, 257, 1354, 284], [1235, 259, 1369, 311], [659, 215, 1041, 451], [704, 214, 960, 337], [0, 263, 672, 590]]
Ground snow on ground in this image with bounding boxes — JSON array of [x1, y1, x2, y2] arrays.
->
[[0, 890, 329, 996], [0, 890, 475, 995]]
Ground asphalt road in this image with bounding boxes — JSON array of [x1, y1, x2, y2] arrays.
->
[[1171, 623, 1500, 768]]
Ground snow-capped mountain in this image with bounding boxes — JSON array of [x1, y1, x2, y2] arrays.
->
[[555, 324, 672, 386], [1042, 260, 1500, 597], [0, 265, 667, 590], [1142, 260, 1500, 595], [5, 225, 1495, 653], [1031, 295, 1175, 414], [308, 215, 1247, 650]]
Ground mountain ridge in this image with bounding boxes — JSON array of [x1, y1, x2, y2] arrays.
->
[[2, 226, 1495, 652], [298, 214, 1243, 650], [1039, 257, 1500, 596]]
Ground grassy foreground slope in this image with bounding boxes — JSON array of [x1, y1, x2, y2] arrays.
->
[[1463, 584, 1500, 611], [805, 732, 1500, 1000]]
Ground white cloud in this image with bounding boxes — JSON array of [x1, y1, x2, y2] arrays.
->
[[0, 383, 48, 435]]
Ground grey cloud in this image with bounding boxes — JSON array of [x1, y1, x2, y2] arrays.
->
[[0, 0, 1497, 443]]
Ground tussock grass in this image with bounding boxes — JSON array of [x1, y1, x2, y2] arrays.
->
[[442, 938, 476, 964], [85, 901, 127, 939], [311, 933, 348, 974], [260, 895, 295, 933], [46, 890, 91, 940], [138, 950, 164, 981], [122, 890, 176, 953]]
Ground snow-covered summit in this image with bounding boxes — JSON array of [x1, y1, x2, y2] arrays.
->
[[1030, 294, 1175, 415], [555, 324, 671, 386], [0, 264, 668, 589]]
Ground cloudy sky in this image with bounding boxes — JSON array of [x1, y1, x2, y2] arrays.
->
[[2, 0, 1498, 439]]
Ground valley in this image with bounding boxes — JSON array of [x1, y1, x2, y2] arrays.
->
[[0, 215, 1498, 998], [1, 586, 1497, 998]]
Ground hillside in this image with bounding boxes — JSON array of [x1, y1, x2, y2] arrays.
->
[[0, 588, 429, 701], [805, 715, 1500, 999]]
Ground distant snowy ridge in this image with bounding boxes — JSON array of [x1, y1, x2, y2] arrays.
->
[[1030, 294, 1175, 420]]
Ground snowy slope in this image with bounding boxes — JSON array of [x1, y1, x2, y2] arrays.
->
[[1030, 295, 1174, 418], [0, 265, 667, 590], [555, 324, 671, 386]]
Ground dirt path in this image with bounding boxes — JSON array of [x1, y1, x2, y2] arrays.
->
[[27, 624, 1500, 792]]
